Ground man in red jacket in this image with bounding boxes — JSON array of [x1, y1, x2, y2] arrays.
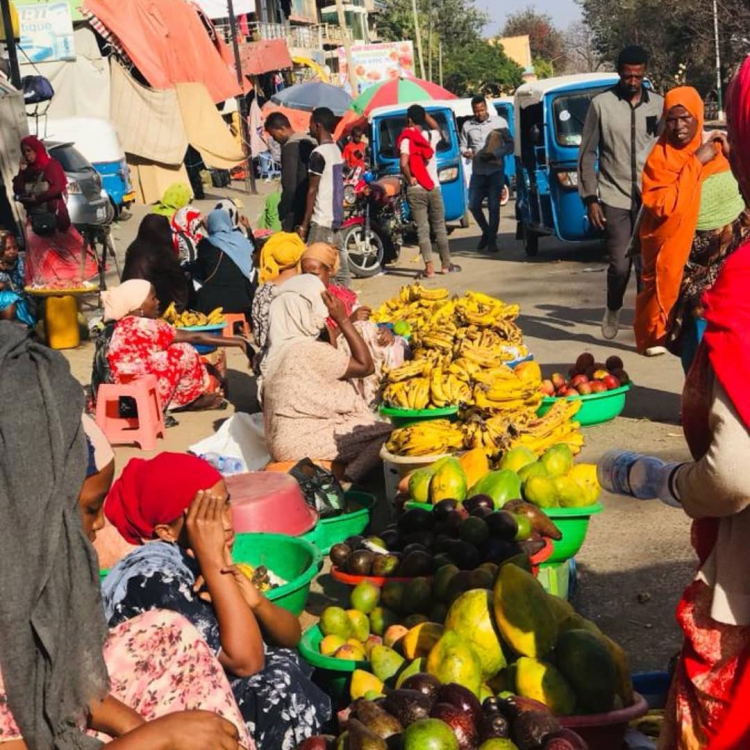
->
[[398, 105, 459, 278]]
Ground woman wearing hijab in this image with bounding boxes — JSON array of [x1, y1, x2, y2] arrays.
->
[[193, 209, 257, 317], [635, 86, 750, 371], [101, 453, 331, 750], [122, 214, 191, 314], [151, 182, 192, 219], [13, 135, 98, 287], [171, 206, 205, 266], [215, 198, 253, 239], [262, 274, 393, 481], [96, 279, 249, 411], [0, 322, 245, 750]]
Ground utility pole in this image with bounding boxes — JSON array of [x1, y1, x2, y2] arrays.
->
[[411, 0, 426, 80], [712, 0, 724, 119], [427, 9, 432, 82], [227, 0, 257, 194], [0, 0, 20, 88], [335, 0, 358, 93], [438, 43, 443, 88]]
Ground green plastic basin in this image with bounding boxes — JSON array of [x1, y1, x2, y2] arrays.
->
[[544, 503, 603, 563], [299, 624, 368, 707], [537, 384, 631, 426], [313, 491, 376, 554], [232, 532, 322, 615], [379, 404, 459, 427]]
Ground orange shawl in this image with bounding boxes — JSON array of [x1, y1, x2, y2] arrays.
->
[[634, 86, 730, 352]]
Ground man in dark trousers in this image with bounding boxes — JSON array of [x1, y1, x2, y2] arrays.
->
[[264, 112, 315, 233], [578, 45, 663, 341]]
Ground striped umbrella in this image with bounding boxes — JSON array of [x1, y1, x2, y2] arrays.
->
[[349, 76, 457, 116]]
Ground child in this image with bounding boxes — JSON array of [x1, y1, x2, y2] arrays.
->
[[342, 126, 367, 170], [0, 230, 35, 325]]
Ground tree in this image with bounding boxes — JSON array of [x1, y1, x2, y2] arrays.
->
[[564, 21, 605, 74], [444, 40, 525, 95], [500, 7, 567, 72]]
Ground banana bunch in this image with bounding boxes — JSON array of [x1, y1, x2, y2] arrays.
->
[[462, 412, 513, 454], [383, 359, 430, 384], [164, 305, 226, 328], [382, 378, 431, 410], [510, 399, 585, 456], [473, 379, 543, 415], [399, 282, 450, 303], [429, 366, 473, 407], [386, 419, 466, 456]]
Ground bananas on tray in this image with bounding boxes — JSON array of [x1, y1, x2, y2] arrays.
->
[[386, 419, 466, 457], [163, 303, 225, 328]]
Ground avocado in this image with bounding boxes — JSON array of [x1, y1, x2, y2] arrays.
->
[[347, 549, 376, 575], [345, 535, 366, 550], [447, 539, 481, 570], [352, 699, 403, 739], [399, 550, 435, 577], [399, 672, 442, 701], [346, 717, 388, 749], [371, 554, 401, 577], [433, 498, 459, 520], [381, 688, 434, 727], [429, 702, 479, 749], [511, 710, 562, 750], [397, 507, 435, 534], [485, 511, 519, 542]]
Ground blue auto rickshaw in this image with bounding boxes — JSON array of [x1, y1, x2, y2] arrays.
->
[[513, 73, 619, 256], [491, 96, 516, 203], [368, 102, 468, 224]]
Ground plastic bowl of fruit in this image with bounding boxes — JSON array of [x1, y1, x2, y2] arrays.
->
[[537, 384, 631, 426], [379, 404, 459, 427], [560, 692, 649, 750]]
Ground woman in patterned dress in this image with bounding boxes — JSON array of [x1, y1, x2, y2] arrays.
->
[[101, 453, 332, 750]]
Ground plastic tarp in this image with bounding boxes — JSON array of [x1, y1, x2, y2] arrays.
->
[[127, 156, 191, 205], [0, 82, 29, 232], [82, 0, 241, 103], [239, 39, 293, 76]]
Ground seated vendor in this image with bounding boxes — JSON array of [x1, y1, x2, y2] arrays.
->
[[0, 230, 35, 326], [94, 279, 250, 412], [261, 274, 393, 481], [102, 452, 332, 750]]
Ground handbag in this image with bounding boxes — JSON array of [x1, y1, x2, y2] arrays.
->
[[288, 458, 346, 519], [27, 172, 58, 236]]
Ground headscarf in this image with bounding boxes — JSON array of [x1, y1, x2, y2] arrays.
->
[[105, 453, 222, 545], [303, 242, 341, 274], [634, 87, 732, 352], [263, 274, 328, 378], [728, 55, 750, 204], [0, 323, 109, 750], [151, 182, 191, 218], [20, 135, 51, 169], [206, 208, 254, 278], [215, 198, 243, 230], [101, 279, 151, 322], [82, 415, 115, 478], [259, 231, 306, 283], [171, 206, 204, 241]]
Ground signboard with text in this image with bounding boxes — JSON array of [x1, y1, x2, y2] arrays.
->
[[18, 2, 75, 62], [338, 41, 415, 94]]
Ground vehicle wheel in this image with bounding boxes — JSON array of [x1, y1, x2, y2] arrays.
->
[[523, 227, 539, 257], [343, 224, 385, 278], [500, 184, 510, 207], [460, 210, 471, 228], [108, 197, 121, 221]]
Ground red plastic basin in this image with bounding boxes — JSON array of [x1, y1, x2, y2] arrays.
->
[[560, 692, 648, 750], [227, 471, 318, 536]]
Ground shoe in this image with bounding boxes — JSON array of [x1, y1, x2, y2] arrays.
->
[[601, 308, 620, 340], [487, 241, 499, 253], [645, 345, 667, 357], [477, 233, 489, 250]]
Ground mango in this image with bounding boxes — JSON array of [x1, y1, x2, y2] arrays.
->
[[335, 643, 366, 661], [497, 446, 538, 474], [429, 457, 467, 504], [402, 622, 445, 660], [514, 656, 577, 715], [395, 657, 427, 688], [514, 360, 542, 383], [540, 444, 574, 477], [320, 606, 353, 639], [364, 634, 383, 658], [408, 468, 434, 504], [566, 463, 602, 506], [522, 475, 559, 508], [556, 629, 617, 713], [347, 609, 371, 642], [426, 629, 483, 697], [350, 580, 381, 614], [384, 624, 409, 648], [493, 563, 558, 658], [459, 447, 491, 489], [469, 470, 522, 509], [402, 718, 459, 750], [553, 476, 588, 508], [445, 589, 506, 678], [350, 669, 385, 701], [320, 634, 346, 656], [370, 606, 400, 637], [370, 644, 406, 682]]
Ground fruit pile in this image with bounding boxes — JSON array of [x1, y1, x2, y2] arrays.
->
[[540, 353, 630, 398], [162, 302, 226, 328], [234, 563, 283, 592]]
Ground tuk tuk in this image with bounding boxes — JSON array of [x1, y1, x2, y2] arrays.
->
[[491, 96, 516, 201], [513, 73, 619, 256], [368, 102, 468, 224]]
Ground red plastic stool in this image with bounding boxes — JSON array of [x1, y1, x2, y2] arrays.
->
[[222, 313, 250, 338], [95, 374, 166, 450]]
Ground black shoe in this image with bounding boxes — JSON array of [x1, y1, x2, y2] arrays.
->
[[477, 233, 489, 250], [488, 241, 499, 252]]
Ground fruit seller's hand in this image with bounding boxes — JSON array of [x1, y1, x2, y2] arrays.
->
[[221, 565, 265, 610], [322, 289, 349, 325], [377, 326, 395, 346], [158, 710, 242, 750], [185, 491, 229, 569], [350, 305, 372, 323]]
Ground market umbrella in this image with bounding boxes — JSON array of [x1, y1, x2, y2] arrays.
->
[[261, 101, 312, 134], [271, 82, 353, 117]]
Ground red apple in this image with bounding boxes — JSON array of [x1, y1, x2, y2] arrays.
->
[[590, 381, 607, 393], [577, 382, 593, 395], [603, 374, 621, 390], [570, 374, 589, 387], [611, 368, 630, 385], [606, 355, 624, 372], [540, 379, 555, 396], [592, 369, 609, 381], [575, 352, 595, 372], [551, 373, 566, 390], [563, 387, 580, 397]]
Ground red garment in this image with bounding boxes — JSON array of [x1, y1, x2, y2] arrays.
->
[[106, 453, 222, 545], [326, 283, 358, 329], [342, 141, 366, 169], [23, 223, 98, 286], [727, 56, 750, 205], [396, 128, 435, 190]]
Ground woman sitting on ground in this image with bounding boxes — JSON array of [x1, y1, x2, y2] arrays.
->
[[192, 209, 257, 318], [262, 274, 393, 481], [0, 322, 247, 750], [122, 215, 191, 314], [151, 182, 192, 220], [101, 453, 331, 750], [96, 279, 250, 411], [215, 198, 254, 240], [0, 230, 35, 325], [171, 206, 205, 266], [301, 242, 407, 406]]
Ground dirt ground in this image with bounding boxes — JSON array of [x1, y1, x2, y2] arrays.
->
[[63, 181, 695, 673]]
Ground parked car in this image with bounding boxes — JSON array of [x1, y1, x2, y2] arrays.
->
[[45, 140, 115, 227]]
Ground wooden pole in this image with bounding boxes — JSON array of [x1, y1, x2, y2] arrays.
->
[[427, 9, 433, 82], [411, 0, 426, 80], [0, 0, 20, 88], [335, 0, 358, 93], [438, 42, 443, 87]]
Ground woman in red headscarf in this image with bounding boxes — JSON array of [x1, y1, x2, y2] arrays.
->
[[12, 135, 98, 287], [100, 453, 331, 750]]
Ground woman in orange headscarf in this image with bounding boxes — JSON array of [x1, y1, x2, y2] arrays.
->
[[634, 86, 749, 371]]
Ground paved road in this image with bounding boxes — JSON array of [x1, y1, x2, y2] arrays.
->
[[71, 182, 694, 671]]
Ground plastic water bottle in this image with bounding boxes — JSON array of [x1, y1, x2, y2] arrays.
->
[[200, 452, 244, 476], [597, 450, 672, 500]]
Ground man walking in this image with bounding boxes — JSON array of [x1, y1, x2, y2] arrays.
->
[[398, 104, 459, 278], [578, 45, 663, 340], [264, 112, 316, 233], [299, 107, 349, 286], [460, 96, 514, 252]]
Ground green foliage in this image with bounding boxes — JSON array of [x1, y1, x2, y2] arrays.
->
[[500, 7, 567, 68], [444, 41, 525, 95]]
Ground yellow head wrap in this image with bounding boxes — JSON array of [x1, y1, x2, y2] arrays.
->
[[302, 242, 341, 274], [259, 231, 306, 283]]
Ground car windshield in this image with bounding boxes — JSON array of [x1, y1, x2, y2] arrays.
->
[[48, 144, 92, 172], [551, 86, 613, 146], [377, 112, 452, 159]]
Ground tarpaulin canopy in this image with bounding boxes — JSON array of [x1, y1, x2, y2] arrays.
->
[[83, 0, 241, 103], [239, 39, 293, 76]]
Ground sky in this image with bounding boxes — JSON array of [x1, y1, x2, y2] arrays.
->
[[476, 0, 582, 36]]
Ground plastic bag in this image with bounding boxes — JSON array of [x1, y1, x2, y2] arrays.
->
[[288, 458, 345, 519]]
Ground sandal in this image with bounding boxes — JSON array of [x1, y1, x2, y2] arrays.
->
[[415, 270, 437, 280], [441, 264, 462, 274], [164, 414, 180, 428]]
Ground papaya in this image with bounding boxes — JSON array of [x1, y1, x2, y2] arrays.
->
[[497, 447, 538, 474], [492, 563, 557, 658], [409, 468, 435, 504], [444, 589, 507, 679], [514, 656, 577, 716], [459, 447, 491, 489], [429, 458, 467, 504], [402, 622, 445, 660], [566, 463, 602, 506], [468, 470, 522, 509], [426, 629, 483, 697], [514, 360, 542, 383], [555, 629, 617, 714]]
